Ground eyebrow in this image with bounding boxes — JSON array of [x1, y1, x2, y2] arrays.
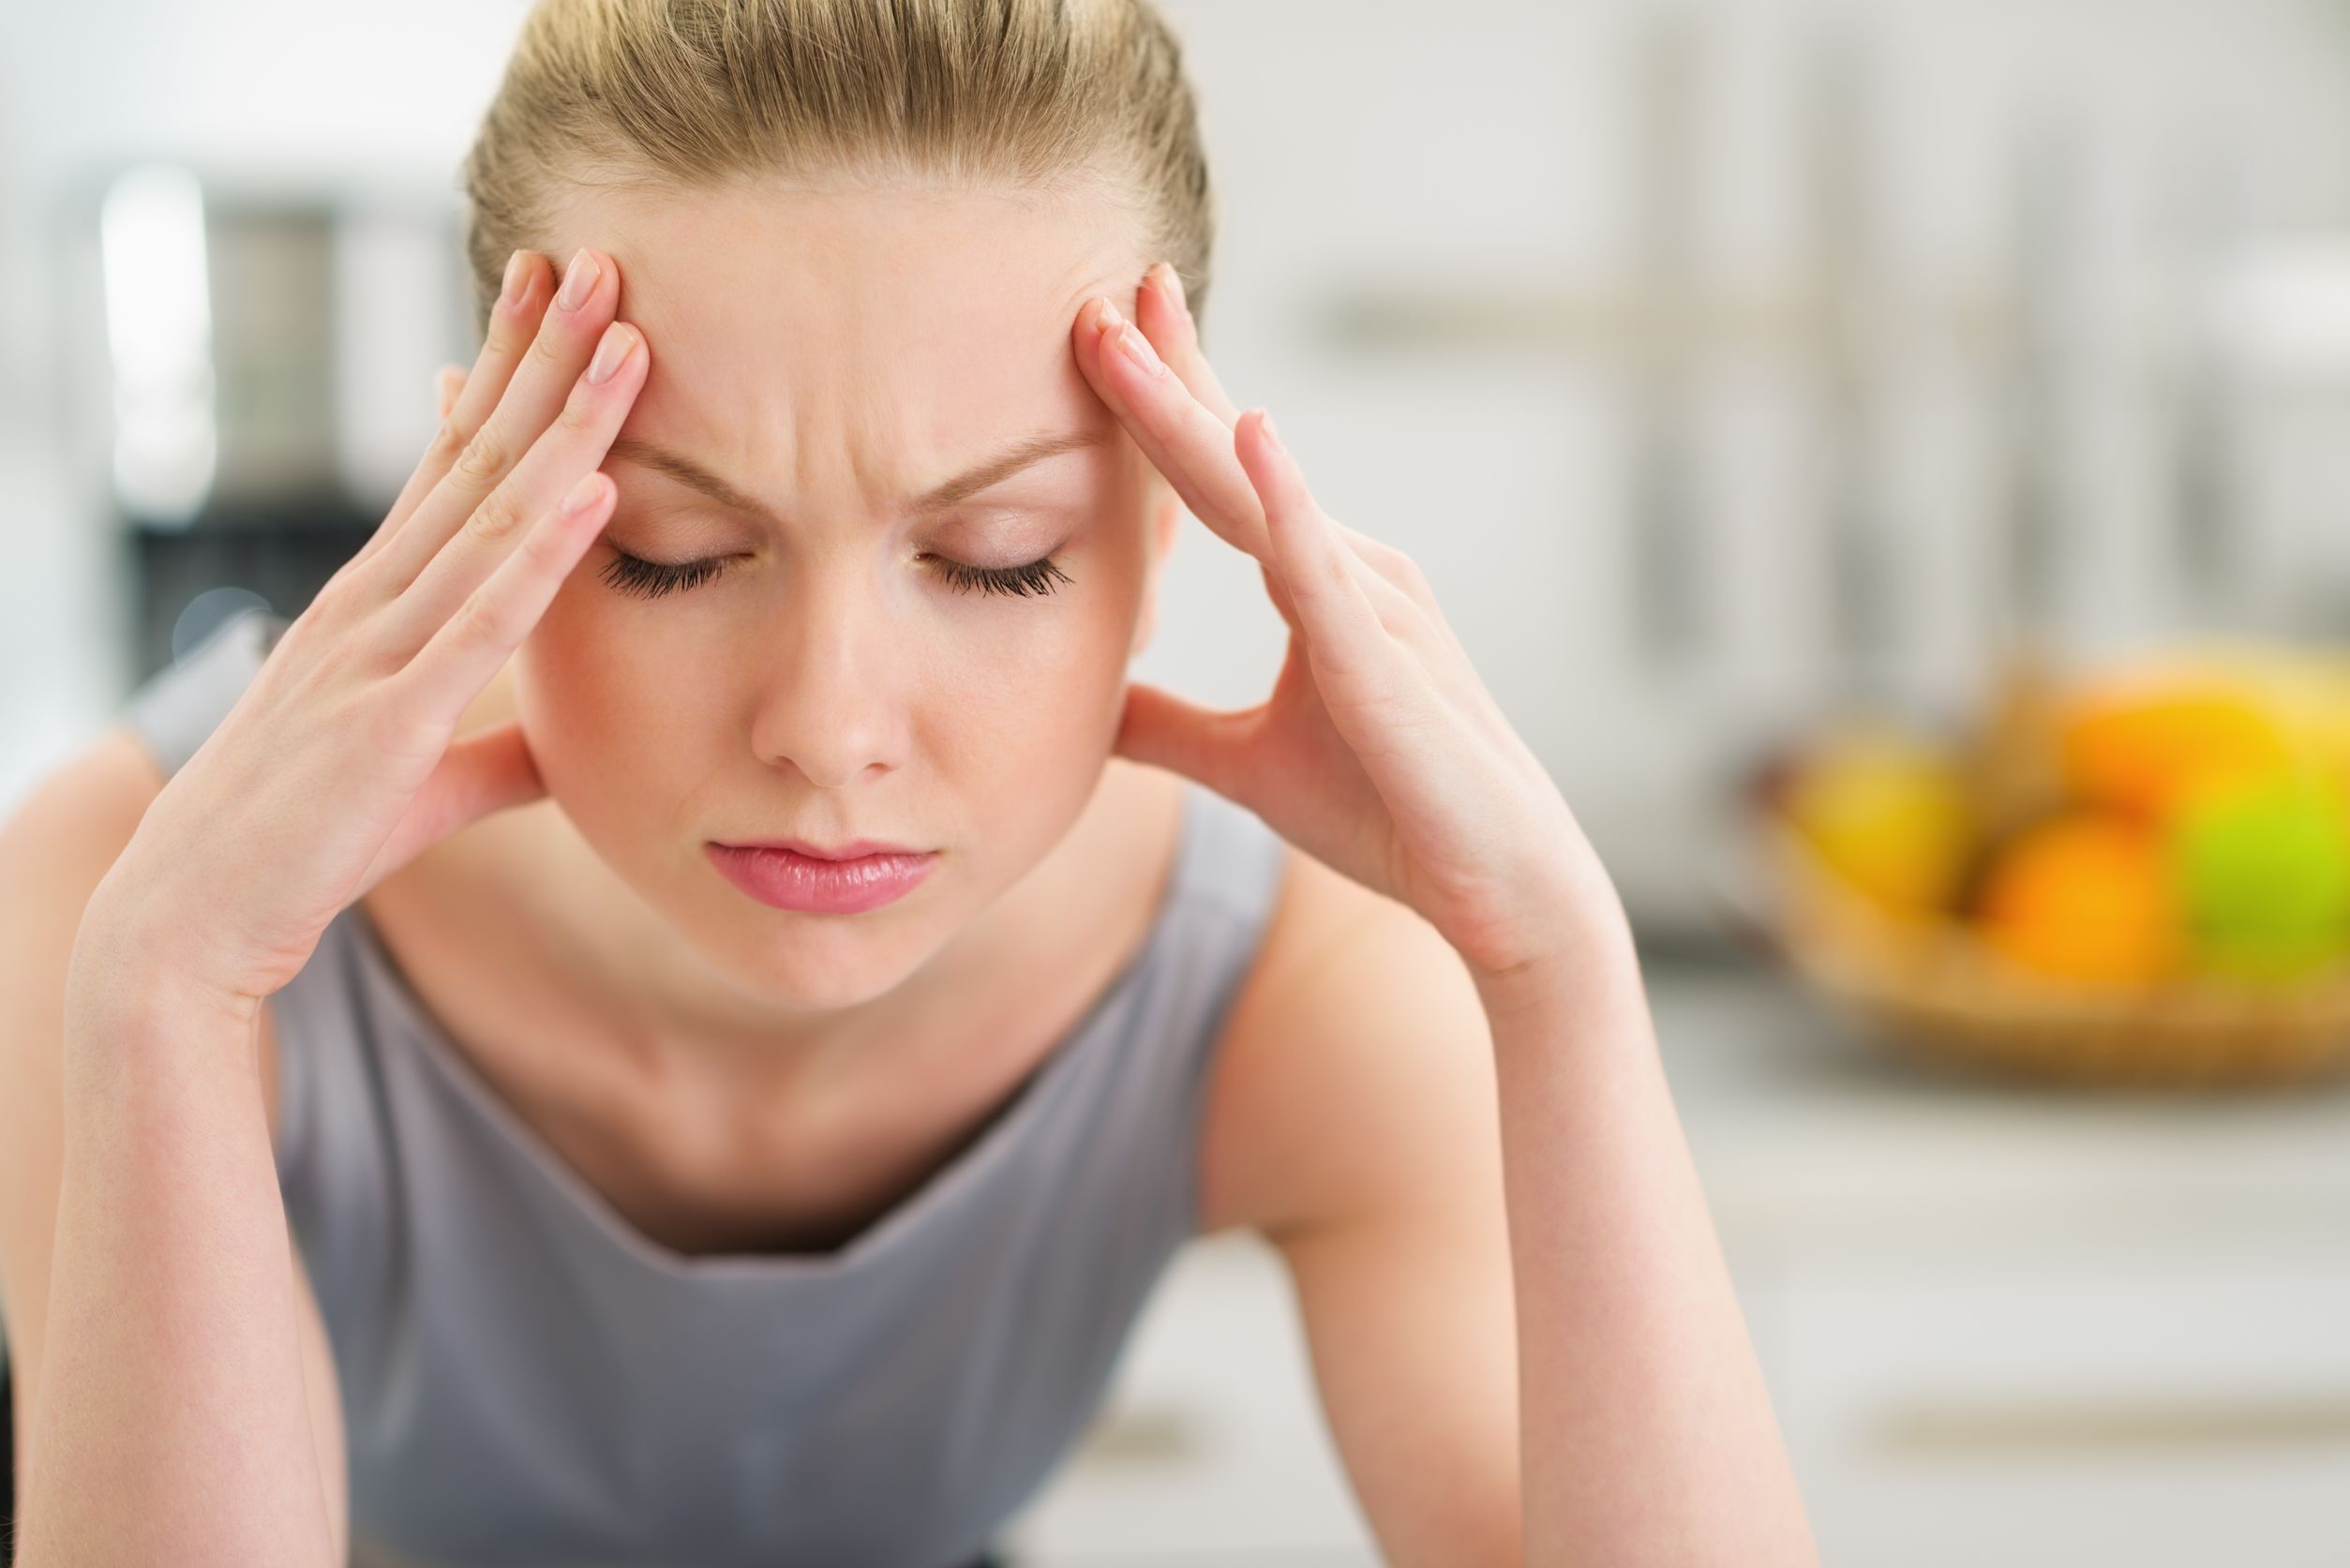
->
[[605, 426, 1112, 523]]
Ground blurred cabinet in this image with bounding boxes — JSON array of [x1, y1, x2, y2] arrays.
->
[[127, 519, 369, 681], [1767, 1250, 2350, 1567], [1677, 963, 2350, 1568], [60, 170, 469, 681]]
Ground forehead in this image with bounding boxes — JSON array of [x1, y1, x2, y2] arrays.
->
[[539, 179, 1147, 485]]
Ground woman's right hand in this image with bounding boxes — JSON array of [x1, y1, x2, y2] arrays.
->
[[80, 246, 649, 1022]]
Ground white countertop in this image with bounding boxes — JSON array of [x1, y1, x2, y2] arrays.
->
[[1649, 960, 2350, 1251]]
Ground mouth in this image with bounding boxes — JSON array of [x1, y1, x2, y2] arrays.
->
[[716, 837, 927, 860], [704, 839, 938, 915]]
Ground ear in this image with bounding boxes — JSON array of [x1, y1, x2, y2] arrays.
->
[[1130, 480, 1185, 658]]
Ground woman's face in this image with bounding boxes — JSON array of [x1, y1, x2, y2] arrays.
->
[[513, 180, 1180, 1011]]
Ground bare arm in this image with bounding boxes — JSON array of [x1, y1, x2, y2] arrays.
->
[[1203, 857, 1522, 1567], [1475, 859, 1815, 1565], [10, 239, 646, 1565], [0, 736, 344, 1568], [1215, 848, 1809, 1566], [18, 933, 337, 1567]]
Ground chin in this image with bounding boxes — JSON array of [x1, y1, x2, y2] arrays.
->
[[691, 887, 958, 1011]]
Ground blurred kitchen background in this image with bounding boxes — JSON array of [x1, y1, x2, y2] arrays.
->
[[9, 0, 2350, 1562]]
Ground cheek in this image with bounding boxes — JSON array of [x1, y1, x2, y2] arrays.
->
[[514, 586, 714, 823]]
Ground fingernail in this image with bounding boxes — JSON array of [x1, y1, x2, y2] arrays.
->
[[1115, 321, 1166, 379], [557, 248, 601, 312], [500, 250, 529, 308], [562, 471, 605, 516], [587, 322, 637, 384], [1260, 411, 1283, 453], [1098, 298, 1126, 330]]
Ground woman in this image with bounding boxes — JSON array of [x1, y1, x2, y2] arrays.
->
[[0, 2, 1818, 1564]]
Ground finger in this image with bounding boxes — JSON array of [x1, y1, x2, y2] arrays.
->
[[389, 320, 646, 649], [1132, 266, 1422, 605], [400, 469, 618, 732], [355, 719, 546, 898], [435, 364, 467, 421], [1115, 679, 1258, 797], [1138, 262, 1241, 426], [347, 250, 553, 577], [1235, 409, 1397, 697], [371, 246, 622, 596], [1331, 519, 1470, 662], [1073, 295, 1272, 563]]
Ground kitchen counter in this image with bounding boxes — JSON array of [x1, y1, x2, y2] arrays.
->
[[1656, 958, 2350, 1250]]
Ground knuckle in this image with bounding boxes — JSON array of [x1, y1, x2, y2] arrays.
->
[[450, 590, 511, 652], [360, 688, 440, 766], [427, 415, 470, 463], [483, 313, 531, 362], [1348, 528, 1422, 585], [529, 325, 573, 371], [468, 487, 526, 543], [556, 385, 600, 435], [309, 560, 363, 618], [454, 426, 510, 485]]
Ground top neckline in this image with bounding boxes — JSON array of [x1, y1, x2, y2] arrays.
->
[[334, 779, 1211, 1284]]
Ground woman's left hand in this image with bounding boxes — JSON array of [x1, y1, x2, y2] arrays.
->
[[1073, 264, 1610, 982]]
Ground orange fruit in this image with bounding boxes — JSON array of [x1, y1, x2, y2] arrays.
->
[[1972, 814, 2178, 987], [2058, 678, 2297, 825]]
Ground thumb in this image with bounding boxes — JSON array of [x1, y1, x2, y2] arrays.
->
[[1115, 681, 1256, 801], [362, 722, 546, 895], [429, 720, 547, 831]]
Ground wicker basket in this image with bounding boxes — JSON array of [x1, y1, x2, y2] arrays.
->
[[1745, 810, 2350, 1089]]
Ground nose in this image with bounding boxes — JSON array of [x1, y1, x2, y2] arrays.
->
[[745, 572, 909, 790]]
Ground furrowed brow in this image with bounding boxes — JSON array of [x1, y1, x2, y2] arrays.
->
[[605, 426, 1111, 523]]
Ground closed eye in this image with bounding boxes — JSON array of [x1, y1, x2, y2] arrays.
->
[[597, 548, 1072, 602]]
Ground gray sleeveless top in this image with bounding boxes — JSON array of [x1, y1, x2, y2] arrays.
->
[[118, 607, 1290, 1568]]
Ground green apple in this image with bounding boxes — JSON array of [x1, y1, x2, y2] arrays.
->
[[2169, 772, 2350, 982]]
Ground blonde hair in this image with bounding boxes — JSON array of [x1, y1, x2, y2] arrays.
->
[[458, 0, 1215, 336]]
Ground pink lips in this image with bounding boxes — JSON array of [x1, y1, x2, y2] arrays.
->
[[705, 840, 937, 914]]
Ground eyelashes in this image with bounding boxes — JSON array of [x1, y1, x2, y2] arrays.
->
[[600, 551, 727, 600], [597, 547, 1072, 603], [926, 553, 1074, 599]]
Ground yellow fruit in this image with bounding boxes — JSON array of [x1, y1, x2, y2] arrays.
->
[[1973, 814, 2178, 987], [1781, 726, 1976, 917], [2058, 676, 2298, 825], [2197, 648, 2350, 799]]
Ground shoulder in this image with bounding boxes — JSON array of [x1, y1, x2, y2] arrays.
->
[[0, 725, 172, 948], [1194, 836, 1500, 1241], [0, 723, 289, 1143]]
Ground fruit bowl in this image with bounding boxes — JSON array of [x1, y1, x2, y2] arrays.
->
[[1744, 807, 2350, 1089], [1728, 645, 2350, 1090]]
